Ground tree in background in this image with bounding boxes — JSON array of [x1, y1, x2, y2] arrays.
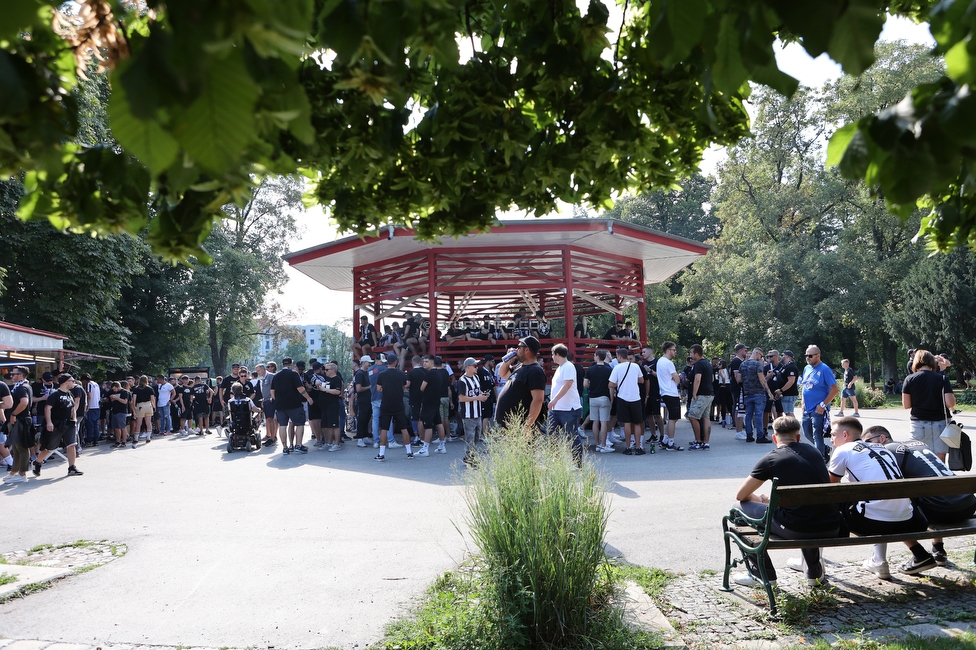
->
[[601, 175, 718, 243], [183, 175, 301, 376], [314, 319, 353, 381]]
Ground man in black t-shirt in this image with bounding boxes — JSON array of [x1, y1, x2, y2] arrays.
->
[[778, 351, 800, 417], [307, 362, 328, 448], [218, 363, 240, 422], [477, 355, 497, 431], [729, 343, 748, 438], [108, 381, 131, 447], [687, 344, 714, 450], [585, 349, 614, 451], [407, 356, 427, 443], [375, 355, 413, 461], [0, 379, 12, 471], [640, 346, 664, 443], [495, 336, 547, 431], [271, 357, 314, 454], [732, 416, 839, 589], [353, 356, 373, 444], [870, 427, 976, 566], [320, 363, 344, 451], [36, 374, 84, 477], [3, 367, 34, 484], [174, 376, 194, 436], [419, 355, 447, 453]]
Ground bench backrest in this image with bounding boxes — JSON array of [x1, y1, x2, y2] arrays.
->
[[774, 475, 976, 508]]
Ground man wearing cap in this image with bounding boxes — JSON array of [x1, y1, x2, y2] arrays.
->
[[778, 351, 800, 417], [271, 357, 314, 454], [729, 343, 748, 439], [800, 345, 838, 459], [374, 354, 413, 461], [495, 336, 547, 431], [549, 344, 584, 466], [353, 356, 373, 445], [457, 357, 488, 465], [35, 374, 84, 477], [3, 366, 33, 484]]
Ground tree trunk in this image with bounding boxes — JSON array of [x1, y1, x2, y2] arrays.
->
[[881, 337, 899, 382], [208, 310, 224, 375]]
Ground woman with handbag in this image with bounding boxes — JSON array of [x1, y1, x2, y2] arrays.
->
[[902, 349, 956, 461]]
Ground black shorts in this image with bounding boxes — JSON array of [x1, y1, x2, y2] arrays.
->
[[616, 398, 644, 425], [919, 501, 976, 524], [842, 502, 928, 536], [421, 404, 442, 429], [308, 404, 322, 420], [662, 396, 681, 420], [645, 394, 661, 418], [321, 402, 341, 428], [380, 406, 410, 433], [410, 401, 423, 422], [41, 421, 77, 451]]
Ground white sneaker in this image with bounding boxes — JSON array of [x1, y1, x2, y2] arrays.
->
[[327, 444, 341, 452], [732, 572, 775, 588], [314, 440, 325, 447], [862, 558, 891, 580], [416, 448, 429, 457], [735, 431, 748, 440], [434, 446, 447, 454], [373, 442, 379, 449], [599, 445, 616, 453], [357, 439, 366, 447], [388, 441, 403, 448], [786, 557, 804, 572]]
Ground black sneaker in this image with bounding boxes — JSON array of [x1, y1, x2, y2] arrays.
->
[[756, 437, 772, 444], [664, 441, 684, 451], [634, 447, 646, 455], [282, 446, 291, 455], [932, 547, 948, 566], [745, 436, 755, 442], [622, 448, 634, 456], [406, 453, 414, 459], [67, 466, 84, 477], [32, 461, 42, 477], [296, 445, 308, 454], [900, 554, 937, 575], [374, 454, 386, 462]]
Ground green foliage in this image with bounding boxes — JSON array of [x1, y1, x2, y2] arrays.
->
[[463, 424, 610, 647], [6, 0, 973, 258], [0, 572, 16, 587], [855, 382, 887, 408]]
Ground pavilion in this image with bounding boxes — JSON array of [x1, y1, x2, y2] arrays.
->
[[284, 218, 709, 364]]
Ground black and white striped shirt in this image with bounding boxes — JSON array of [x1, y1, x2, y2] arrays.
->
[[458, 375, 482, 420]]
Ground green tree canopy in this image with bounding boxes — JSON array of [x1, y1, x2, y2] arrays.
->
[[3, 0, 975, 259]]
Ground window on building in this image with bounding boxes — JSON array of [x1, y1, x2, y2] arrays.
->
[[310, 339, 315, 346]]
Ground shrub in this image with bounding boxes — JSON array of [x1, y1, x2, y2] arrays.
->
[[856, 383, 887, 408], [956, 391, 976, 405], [463, 424, 611, 648]]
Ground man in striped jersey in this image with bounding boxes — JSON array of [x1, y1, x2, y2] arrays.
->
[[458, 357, 488, 467]]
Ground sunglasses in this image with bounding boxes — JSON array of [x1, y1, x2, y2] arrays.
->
[[805, 354, 818, 358]]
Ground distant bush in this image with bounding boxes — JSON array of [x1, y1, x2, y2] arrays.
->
[[956, 391, 976, 405]]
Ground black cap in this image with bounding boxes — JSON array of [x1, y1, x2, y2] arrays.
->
[[81, 373, 92, 380], [483, 354, 495, 362], [734, 343, 747, 352], [519, 336, 541, 355], [311, 361, 323, 370], [42, 371, 55, 381]]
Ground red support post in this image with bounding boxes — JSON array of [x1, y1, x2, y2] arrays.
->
[[563, 246, 574, 353], [427, 250, 437, 357]]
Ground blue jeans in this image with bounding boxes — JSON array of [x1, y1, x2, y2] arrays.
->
[[780, 396, 797, 417], [548, 408, 583, 467], [85, 409, 101, 444], [158, 407, 172, 436], [802, 409, 825, 455], [743, 393, 766, 438], [371, 399, 393, 444]]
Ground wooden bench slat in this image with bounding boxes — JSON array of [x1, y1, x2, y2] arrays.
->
[[775, 475, 976, 507], [731, 519, 976, 550]]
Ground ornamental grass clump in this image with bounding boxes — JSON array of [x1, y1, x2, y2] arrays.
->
[[463, 423, 611, 647]]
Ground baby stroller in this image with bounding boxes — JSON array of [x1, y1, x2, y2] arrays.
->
[[227, 398, 260, 452]]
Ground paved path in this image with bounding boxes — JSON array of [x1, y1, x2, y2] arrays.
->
[[1, 407, 974, 648]]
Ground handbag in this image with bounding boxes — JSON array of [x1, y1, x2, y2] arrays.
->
[[939, 389, 963, 449], [948, 431, 973, 471]]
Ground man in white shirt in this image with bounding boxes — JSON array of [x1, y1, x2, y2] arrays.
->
[[155, 375, 175, 436], [81, 373, 102, 446], [608, 346, 645, 455], [828, 416, 936, 579], [656, 341, 684, 451], [548, 344, 584, 466]]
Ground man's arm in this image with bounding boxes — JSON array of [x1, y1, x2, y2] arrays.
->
[[72, 394, 81, 420], [735, 476, 766, 503], [780, 373, 796, 393], [526, 389, 545, 427], [608, 380, 617, 401], [820, 383, 839, 412], [692, 373, 702, 399], [757, 370, 772, 397], [44, 403, 54, 430]]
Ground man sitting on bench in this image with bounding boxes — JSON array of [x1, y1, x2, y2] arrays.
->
[[732, 415, 840, 588], [828, 417, 937, 579], [866, 425, 976, 566]]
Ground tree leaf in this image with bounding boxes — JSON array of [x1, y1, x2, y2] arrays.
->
[[827, 0, 885, 76], [108, 83, 180, 176], [945, 38, 976, 85], [827, 123, 858, 167], [173, 52, 261, 176], [712, 15, 748, 95], [666, 0, 706, 61]]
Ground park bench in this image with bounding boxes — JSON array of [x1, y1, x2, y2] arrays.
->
[[721, 475, 976, 616]]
